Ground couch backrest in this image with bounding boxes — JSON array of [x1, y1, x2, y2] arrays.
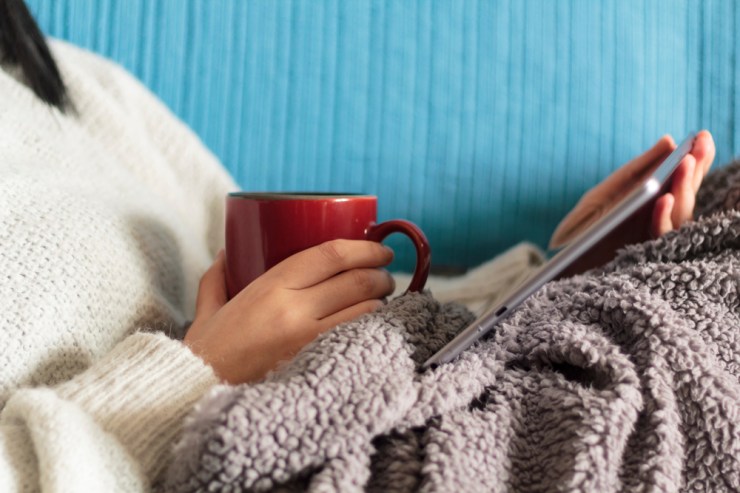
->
[[28, 0, 740, 272]]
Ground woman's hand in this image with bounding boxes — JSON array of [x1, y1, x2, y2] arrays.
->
[[649, 130, 715, 238], [184, 240, 395, 384], [551, 130, 715, 275]]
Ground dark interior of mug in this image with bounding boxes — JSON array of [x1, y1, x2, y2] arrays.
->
[[229, 192, 374, 199]]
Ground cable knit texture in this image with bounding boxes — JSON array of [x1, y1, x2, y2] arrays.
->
[[167, 165, 740, 492], [0, 40, 235, 492]]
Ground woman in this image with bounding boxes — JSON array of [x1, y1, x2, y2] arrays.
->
[[0, 0, 715, 491]]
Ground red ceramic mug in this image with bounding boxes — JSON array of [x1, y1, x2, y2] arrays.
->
[[225, 192, 431, 299]]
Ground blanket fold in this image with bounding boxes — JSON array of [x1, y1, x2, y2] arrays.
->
[[167, 164, 740, 493]]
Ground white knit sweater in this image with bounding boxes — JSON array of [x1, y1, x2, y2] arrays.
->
[[0, 40, 236, 491]]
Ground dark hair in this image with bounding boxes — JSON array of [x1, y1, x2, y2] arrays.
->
[[0, 0, 69, 111]]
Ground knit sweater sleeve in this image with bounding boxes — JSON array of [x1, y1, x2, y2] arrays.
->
[[0, 332, 219, 492], [0, 40, 234, 491]]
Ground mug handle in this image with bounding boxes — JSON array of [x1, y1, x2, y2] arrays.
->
[[366, 220, 431, 293]]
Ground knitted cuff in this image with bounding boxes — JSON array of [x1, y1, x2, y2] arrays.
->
[[55, 332, 219, 481]]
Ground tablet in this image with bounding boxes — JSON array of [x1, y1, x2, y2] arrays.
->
[[423, 132, 698, 368]]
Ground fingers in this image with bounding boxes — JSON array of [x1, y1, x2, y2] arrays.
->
[[605, 134, 676, 190], [319, 299, 385, 330], [267, 240, 394, 289], [306, 268, 395, 319], [649, 130, 715, 238], [651, 155, 696, 237], [670, 156, 696, 228], [194, 250, 228, 321], [651, 194, 675, 238], [690, 130, 715, 193], [550, 135, 678, 249]]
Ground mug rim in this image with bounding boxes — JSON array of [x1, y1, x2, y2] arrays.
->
[[228, 192, 376, 200]]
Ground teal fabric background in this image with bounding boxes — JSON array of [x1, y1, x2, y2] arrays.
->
[[26, 0, 740, 272]]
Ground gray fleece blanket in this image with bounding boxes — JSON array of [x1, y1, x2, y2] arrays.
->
[[166, 164, 740, 493]]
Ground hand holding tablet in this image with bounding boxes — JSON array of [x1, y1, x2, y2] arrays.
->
[[424, 131, 711, 369]]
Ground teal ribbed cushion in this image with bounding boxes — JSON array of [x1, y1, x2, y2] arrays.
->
[[27, 0, 740, 271]]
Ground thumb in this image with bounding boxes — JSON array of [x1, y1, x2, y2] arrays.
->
[[195, 250, 228, 320]]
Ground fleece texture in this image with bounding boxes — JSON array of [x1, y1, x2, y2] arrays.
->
[[166, 164, 740, 492]]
